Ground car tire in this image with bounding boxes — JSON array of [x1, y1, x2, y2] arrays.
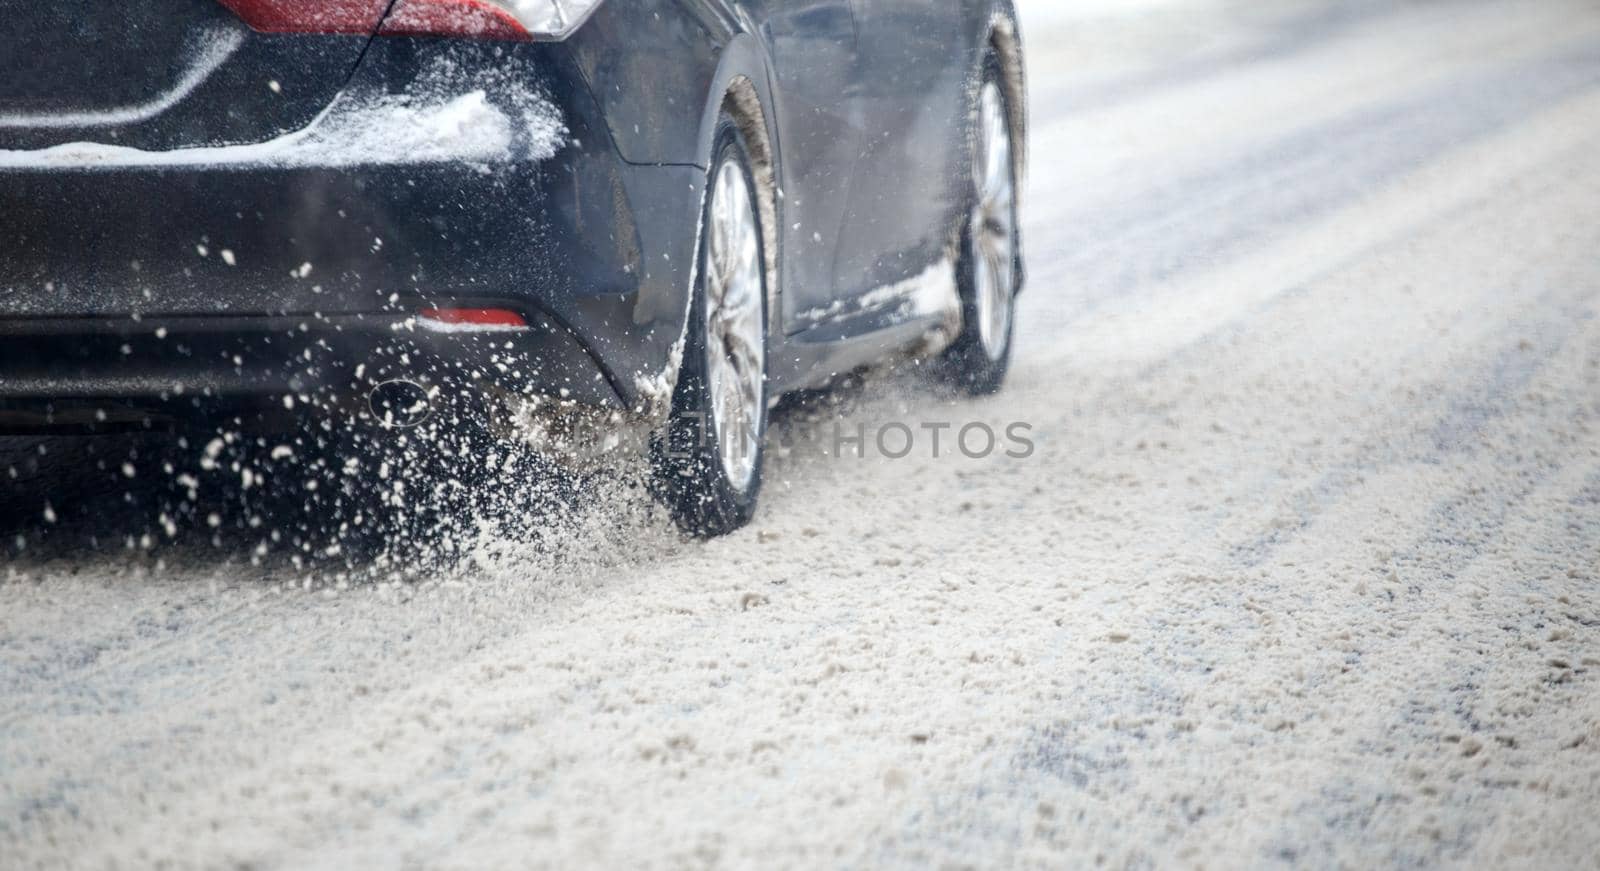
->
[[939, 51, 1021, 396], [652, 115, 770, 537]]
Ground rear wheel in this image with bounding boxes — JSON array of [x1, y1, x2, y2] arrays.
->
[[940, 53, 1020, 395], [653, 117, 769, 537]]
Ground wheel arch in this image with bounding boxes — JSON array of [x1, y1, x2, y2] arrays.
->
[[978, 4, 1028, 296], [694, 35, 783, 343], [986, 6, 1028, 187]]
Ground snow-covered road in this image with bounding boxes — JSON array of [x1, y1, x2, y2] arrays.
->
[[5, 0, 1600, 866]]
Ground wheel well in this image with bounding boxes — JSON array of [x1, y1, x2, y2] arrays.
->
[[988, 13, 1028, 183], [720, 78, 781, 337]]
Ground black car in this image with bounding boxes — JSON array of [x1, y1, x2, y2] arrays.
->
[[0, 0, 1027, 535]]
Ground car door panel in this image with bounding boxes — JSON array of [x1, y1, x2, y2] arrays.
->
[[832, 0, 972, 299], [740, 0, 864, 331]]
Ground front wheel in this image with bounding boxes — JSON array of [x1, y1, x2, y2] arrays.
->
[[939, 53, 1021, 395], [652, 116, 769, 537]]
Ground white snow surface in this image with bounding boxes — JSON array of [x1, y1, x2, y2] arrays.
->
[[3, 0, 1600, 867]]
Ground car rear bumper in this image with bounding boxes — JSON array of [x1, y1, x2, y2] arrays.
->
[[0, 310, 625, 433], [0, 39, 704, 428]]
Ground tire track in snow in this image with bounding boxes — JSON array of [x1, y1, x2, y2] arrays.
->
[[1221, 237, 1600, 567], [1257, 341, 1600, 865], [1026, 0, 1396, 117], [879, 102, 1600, 866], [1021, 43, 1600, 339]]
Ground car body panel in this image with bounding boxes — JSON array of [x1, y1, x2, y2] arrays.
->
[[736, 0, 867, 327], [564, 0, 732, 167], [0, 0, 372, 153], [834, 0, 973, 299]]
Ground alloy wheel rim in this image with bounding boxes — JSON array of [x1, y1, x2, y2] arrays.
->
[[971, 81, 1017, 362], [704, 158, 765, 491]]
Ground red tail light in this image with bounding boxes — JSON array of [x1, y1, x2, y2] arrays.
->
[[380, 0, 531, 41], [214, 0, 391, 34], [417, 308, 530, 330], [218, 0, 602, 40]]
